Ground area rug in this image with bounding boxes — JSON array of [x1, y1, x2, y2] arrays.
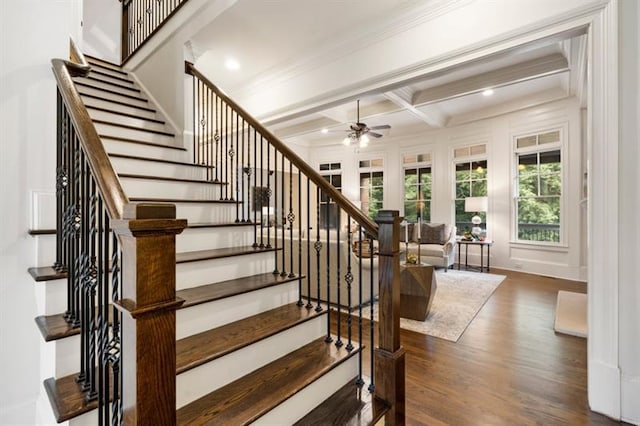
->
[[363, 269, 505, 342], [554, 290, 587, 338]]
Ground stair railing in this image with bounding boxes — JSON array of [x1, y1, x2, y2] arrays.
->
[[121, 0, 191, 63], [52, 38, 185, 425], [185, 61, 406, 424]]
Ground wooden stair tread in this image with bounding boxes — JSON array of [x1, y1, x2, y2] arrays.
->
[[187, 221, 259, 229], [86, 105, 165, 124], [100, 134, 186, 151], [108, 153, 212, 168], [93, 119, 174, 136], [177, 272, 301, 308], [83, 75, 139, 91], [29, 266, 66, 281], [176, 336, 360, 425], [35, 313, 79, 341], [85, 55, 126, 72], [294, 378, 389, 426], [81, 93, 157, 112], [130, 197, 238, 204], [119, 173, 225, 185], [89, 68, 132, 83], [75, 81, 149, 102], [28, 228, 55, 235], [176, 303, 323, 374], [176, 246, 279, 264], [44, 373, 99, 422]]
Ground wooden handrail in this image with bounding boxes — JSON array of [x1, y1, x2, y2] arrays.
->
[[185, 61, 379, 238], [51, 43, 128, 220]]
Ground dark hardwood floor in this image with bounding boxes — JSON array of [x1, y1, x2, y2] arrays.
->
[[333, 268, 620, 425]]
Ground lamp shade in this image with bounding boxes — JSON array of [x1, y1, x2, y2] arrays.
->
[[464, 196, 488, 213]]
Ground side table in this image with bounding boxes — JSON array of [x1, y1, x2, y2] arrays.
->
[[399, 263, 437, 321], [456, 239, 494, 272]]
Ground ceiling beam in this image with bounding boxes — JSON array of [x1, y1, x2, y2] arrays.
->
[[384, 88, 446, 128], [412, 53, 569, 106]]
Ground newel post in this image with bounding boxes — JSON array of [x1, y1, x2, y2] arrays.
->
[[375, 210, 405, 425], [112, 203, 187, 425]]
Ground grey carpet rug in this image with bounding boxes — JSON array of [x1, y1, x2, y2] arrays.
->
[[363, 269, 506, 342]]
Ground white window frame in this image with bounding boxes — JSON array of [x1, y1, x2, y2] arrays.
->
[[451, 143, 488, 235], [358, 156, 385, 219], [511, 125, 567, 247], [402, 151, 432, 222], [318, 161, 342, 229]]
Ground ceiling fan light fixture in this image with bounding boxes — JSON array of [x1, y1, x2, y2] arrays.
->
[[342, 136, 352, 146], [359, 134, 370, 148]]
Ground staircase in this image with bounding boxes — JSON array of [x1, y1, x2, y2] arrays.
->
[[30, 52, 400, 425]]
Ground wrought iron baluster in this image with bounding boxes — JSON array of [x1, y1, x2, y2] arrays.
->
[[345, 214, 354, 352], [324, 196, 332, 343], [368, 236, 375, 393], [230, 110, 237, 206], [356, 226, 364, 387], [289, 160, 295, 279], [314, 187, 322, 313], [77, 148, 88, 389], [335, 208, 342, 348], [272, 148, 279, 274], [85, 176, 98, 401], [110, 235, 123, 425], [280, 153, 286, 277], [306, 177, 313, 310]]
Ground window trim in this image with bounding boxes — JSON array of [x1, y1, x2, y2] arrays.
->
[[358, 156, 385, 219], [511, 125, 567, 246], [317, 161, 342, 229]]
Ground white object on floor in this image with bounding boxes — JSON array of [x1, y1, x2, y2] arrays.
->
[[554, 290, 587, 338]]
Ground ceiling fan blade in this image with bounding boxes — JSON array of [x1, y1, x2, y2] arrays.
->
[[368, 125, 391, 130], [368, 132, 383, 138]]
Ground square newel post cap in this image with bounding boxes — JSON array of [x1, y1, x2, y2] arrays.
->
[[112, 203, 187, 236]]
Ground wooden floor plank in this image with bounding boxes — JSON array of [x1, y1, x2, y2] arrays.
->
[[176, 303, 325, 374], [176, 336, 360, 425]]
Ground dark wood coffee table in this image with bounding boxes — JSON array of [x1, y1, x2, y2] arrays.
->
[[399, 263, 437, 321]]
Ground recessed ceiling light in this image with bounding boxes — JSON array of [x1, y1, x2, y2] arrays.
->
[[482, 89, 494, 97], [321, 128, 329, 134], [225, 58, 240, 71]]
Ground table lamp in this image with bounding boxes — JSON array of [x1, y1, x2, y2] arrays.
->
[[464, 196, 488, 236]]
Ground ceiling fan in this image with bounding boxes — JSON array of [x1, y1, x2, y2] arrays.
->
[[336, 100, 391, 148]]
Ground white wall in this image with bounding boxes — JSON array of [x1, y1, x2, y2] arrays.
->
[[82, 0, 121, 64], [0, 1, 82, 423], [304, 98, 585, 281], [618, 0, 640, 422]]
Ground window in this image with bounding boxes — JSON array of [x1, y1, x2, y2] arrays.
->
[[515, 130, 562, 243], [403, 152, 432, 222], [319, 162, 341, 229], [453, 144, 488, 234], [359, 158, 384, 219]]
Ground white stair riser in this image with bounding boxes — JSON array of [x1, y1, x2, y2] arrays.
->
[[120, 177, 222, 200], [103, 139, 190, 162], [177, 252, 275, 289], [111, 157, 208, 181], [69, 409, 96, 426], [256, 356, 359, 425], [41, 335, 80, 379], [178, 226, 255, 252], [88, 71, 134, 87], [84, 98, 158, 120], [174, 202, 239, 224], [88, 109, 168, 133], [176, 281, 299, 339], [35, 278, 67, 316], [95, 123, 175, 145], [177, 313, 326, 408], [35, 234, 56, 267], [78, 86, 150, 109], [75, 77, 140, 96]]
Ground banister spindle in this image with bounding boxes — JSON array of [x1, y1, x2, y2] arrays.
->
[[280, 153, 286, 276], [306, 177, 313, 310], [345, 214, 354, 352], [324, 197, 332, 343], [356, 226, 364, 388], [335, 207, 342, 348], [315, 187, 322, 313]]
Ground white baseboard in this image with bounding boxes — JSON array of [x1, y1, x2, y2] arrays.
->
[[588, 359, 621, 420], [622, 375, 640, 425]]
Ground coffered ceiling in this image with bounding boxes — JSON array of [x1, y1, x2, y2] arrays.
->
[[190, 0, 587, 148]]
